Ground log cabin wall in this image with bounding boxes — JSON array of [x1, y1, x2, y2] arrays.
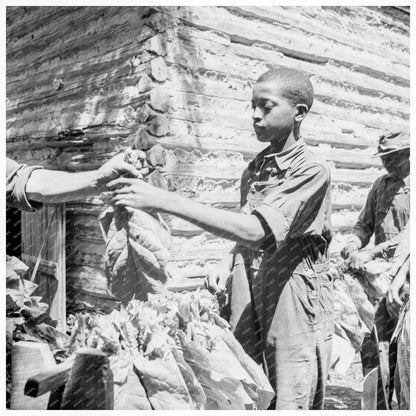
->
[[6, 6, 410, 294]]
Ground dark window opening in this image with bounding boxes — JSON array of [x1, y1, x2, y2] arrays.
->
[[6, 206, 22, 257]]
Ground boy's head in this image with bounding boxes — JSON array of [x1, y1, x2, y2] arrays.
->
[[252, 68, 314, 144]]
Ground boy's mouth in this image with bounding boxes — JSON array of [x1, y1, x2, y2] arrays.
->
[[253, 124, 265, 132]]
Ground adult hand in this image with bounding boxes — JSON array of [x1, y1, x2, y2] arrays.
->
[[341, 241, 359, 259], [107, 177, 165, 210], [96, 150, 141, 187], [205, 258, 232, 295], [386, 280, 403, 319], [347, 250, 374, 271]]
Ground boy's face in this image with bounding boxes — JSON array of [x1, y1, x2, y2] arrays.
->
[[251, 81, 298, 144]]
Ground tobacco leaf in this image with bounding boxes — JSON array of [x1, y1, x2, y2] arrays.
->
[[99, 206, 171, 302]]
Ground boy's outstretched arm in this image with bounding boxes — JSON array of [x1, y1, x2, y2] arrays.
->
[[108, 178, 266, 249]]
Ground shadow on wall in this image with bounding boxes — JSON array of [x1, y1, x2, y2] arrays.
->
[[6, 6, 208, 169]]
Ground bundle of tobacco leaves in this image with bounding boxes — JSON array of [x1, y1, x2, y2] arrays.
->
[[65, 290, 274, 410], [98, 148, 172, 303]]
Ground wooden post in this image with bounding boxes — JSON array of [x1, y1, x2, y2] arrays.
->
[[10, 341, 56, 410], [61, 349, 114, 410]]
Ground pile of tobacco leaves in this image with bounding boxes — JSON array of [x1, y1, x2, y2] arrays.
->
[[6, 255, 274, 410]]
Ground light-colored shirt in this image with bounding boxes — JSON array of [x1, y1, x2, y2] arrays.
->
[[239, 139, 332, 265]]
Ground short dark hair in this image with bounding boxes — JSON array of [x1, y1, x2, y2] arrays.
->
[[256, 68, 314, 111]]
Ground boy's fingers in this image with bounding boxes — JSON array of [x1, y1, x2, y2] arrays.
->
[[113, 187, 132, 195], [114, 199, 131, 207], [107, 177, 136, 189]]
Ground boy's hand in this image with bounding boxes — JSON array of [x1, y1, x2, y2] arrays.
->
[[96, 150, 141, 187], [386, 280, 403, 319], [205, 260, 232, 295], [107, 177, 166, 210]]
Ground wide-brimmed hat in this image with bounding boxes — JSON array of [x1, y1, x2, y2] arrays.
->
[[373, 130, 410, 157]]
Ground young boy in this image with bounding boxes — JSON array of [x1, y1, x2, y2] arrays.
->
[[108, 68, 334, 409]]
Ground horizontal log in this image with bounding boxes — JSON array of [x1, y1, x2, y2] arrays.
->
[[165, 64, 409, 119], [6, 16, 410, 127], [160, 164, 382, 186], [9, 54, 408, 131], [161, 89, 408, 132], [157, 6, 409, 83], [6, 62, 408, 142], [7, 30, 409, 120], [8, 6, 409, 87], [163, 145, 382, 170], [7, 7, 153, 75], [165, 117, 382, 150], [159, 30, 409, 103], [225, 7, 409, 63]]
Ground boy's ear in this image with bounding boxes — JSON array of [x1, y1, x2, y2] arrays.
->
[[295, 104, 309, 122]]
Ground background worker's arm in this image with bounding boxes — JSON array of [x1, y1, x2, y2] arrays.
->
[[341, 181, 377, 259]]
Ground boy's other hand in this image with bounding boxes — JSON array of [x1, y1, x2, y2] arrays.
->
[[108, 177, 164, 210], [205, 261, 231, 295]]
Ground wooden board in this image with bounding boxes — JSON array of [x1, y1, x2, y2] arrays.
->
[[21, 204, 66, 331]]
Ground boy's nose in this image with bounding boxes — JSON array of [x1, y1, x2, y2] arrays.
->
[[252, 107, 263, 121]]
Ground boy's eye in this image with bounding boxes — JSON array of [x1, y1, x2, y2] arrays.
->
[[261, 104, 275, 114], [252, 102, 275, 113]]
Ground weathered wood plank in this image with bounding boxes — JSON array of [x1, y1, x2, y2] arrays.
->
[[157, 6, 409, 82], [7, 27, 410, 118], [160, 165, 382, 186], [225, 7, 409, 62]]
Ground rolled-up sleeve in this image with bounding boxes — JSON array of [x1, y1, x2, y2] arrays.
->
[[253, 162, 330, 246], [6, 158, 44, 211]]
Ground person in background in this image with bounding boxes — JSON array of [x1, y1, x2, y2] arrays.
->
[[385, 223, 410, 410], [341, 130, 410, 409], [106, 68, 334, 410], [6, 151, 140, 211]]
